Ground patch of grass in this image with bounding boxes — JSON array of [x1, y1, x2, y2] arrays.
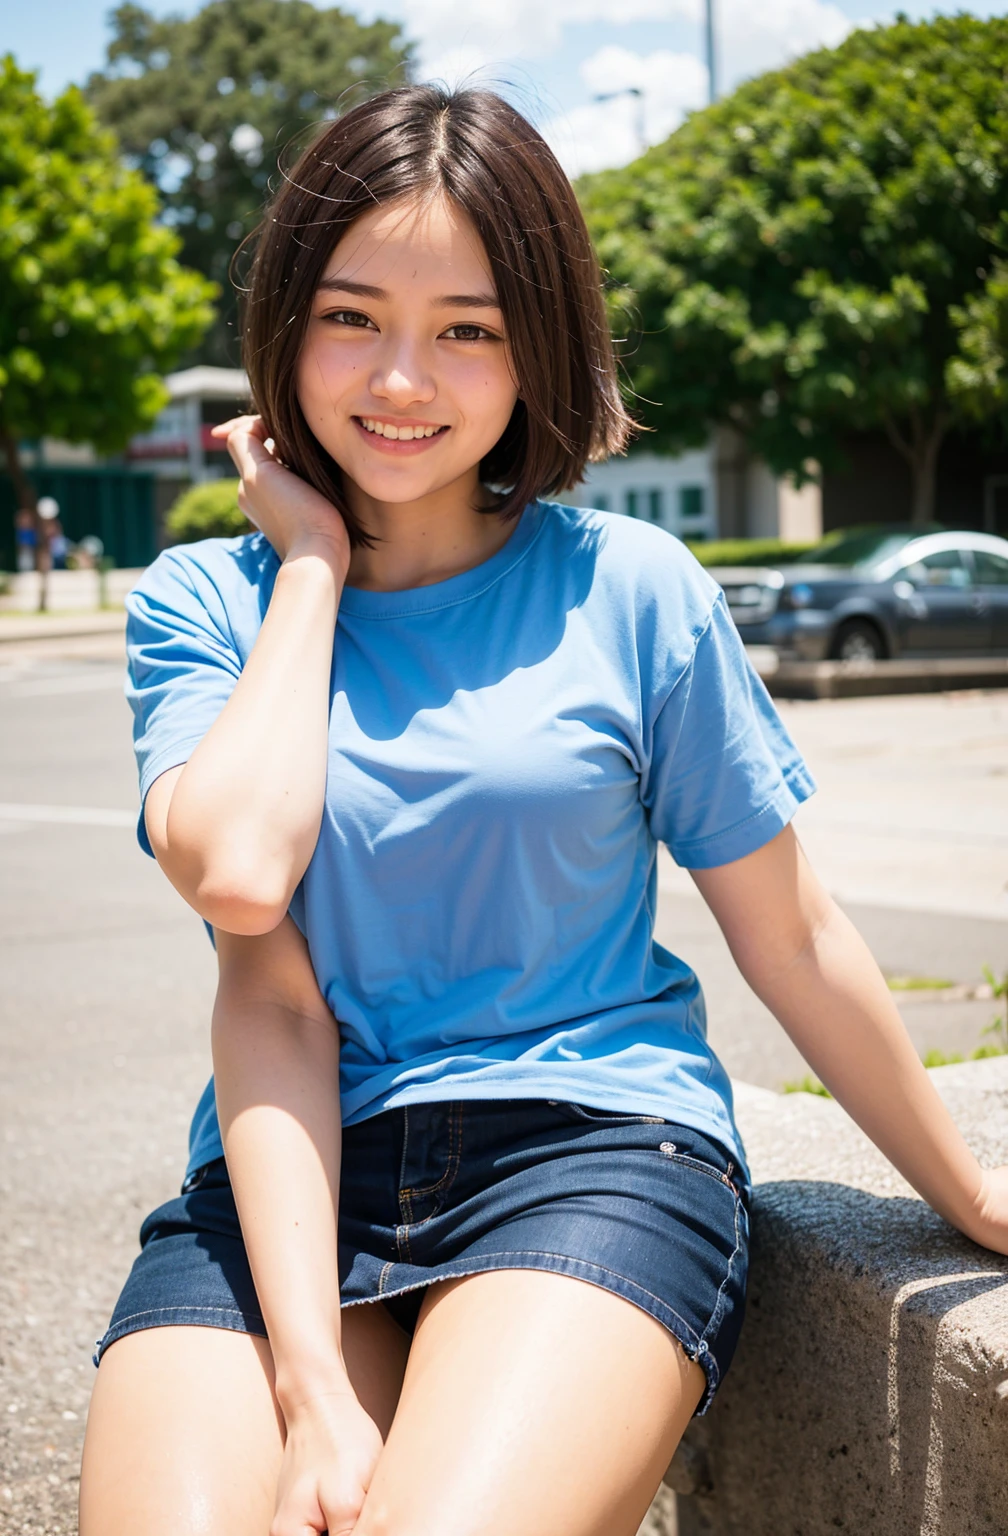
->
[[780, 963, 1008, 1095], [886, 974, 955, 991], [922, 1042, 1007, 1068], [782, 1075, 832, 1097], [921, 1048, 965, 1068], [982, 966, 1008, 1053]]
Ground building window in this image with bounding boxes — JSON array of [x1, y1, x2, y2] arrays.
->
[[625, 489, 639, 519], [591, 493, 610, 512], [679, 485, 705, 520], [648, 489, 663, 523]]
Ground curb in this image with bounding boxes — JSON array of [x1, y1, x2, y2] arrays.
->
[[0, 612, 127, 645], [750, 652, 1008, 699]]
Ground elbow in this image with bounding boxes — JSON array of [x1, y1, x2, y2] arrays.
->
[[155, 816, 297, 934], [191, 864, 292, 936]]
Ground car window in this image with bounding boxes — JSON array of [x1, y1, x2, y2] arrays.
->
[[973, 550, 1008, 586], [810, 531, 913, 567], [899, 550, 972, 589]]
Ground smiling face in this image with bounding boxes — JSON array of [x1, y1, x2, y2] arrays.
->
[[296, 195, 520, 519]]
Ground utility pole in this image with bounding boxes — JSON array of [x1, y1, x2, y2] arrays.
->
[[705, 0, 717, 104], [593, 86, 647, 158]]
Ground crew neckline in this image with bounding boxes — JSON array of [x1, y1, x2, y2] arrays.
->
[[337, 500, 545, 619]]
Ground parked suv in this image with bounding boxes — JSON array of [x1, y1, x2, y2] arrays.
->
[[711, 527, 1008, 660]]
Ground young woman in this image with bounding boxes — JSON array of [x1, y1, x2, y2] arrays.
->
[[80, 86, 1008, 1536]]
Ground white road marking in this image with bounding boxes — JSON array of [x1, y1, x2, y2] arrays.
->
[[3, 670, 124, 699], [0, 803, 136, 828]]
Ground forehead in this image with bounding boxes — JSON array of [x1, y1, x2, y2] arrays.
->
[[319, 194, 495, 293]]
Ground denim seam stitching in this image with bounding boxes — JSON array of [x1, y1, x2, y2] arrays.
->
[[99, 1303, 264, 1330], [667, 1152, 736, 1190], [398, 1106, 464, 1246], [350, 1248, 703, 1350], [557, 1104, 666, 1127], [396, 1106, 413, 1259], [697, 1186, 745, 1384], [400, 1103, 463, 1205]]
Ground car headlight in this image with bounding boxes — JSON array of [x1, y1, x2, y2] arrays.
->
[[782, 583, 815, 610]]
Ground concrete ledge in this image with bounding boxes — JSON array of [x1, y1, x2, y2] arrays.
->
[[666, 1061, 1008, 1534], [753, 654, 1008, 700]]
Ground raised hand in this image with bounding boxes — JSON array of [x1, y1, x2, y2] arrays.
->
[[270, 1388, 385, 1536], [211, 415, 351, 576]]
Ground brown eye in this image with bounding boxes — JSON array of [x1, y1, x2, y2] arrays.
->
[[324, 309, 376, 329], [443, 323, 494, 341]]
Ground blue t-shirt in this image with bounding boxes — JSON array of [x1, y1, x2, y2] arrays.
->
[[125, 502, 815, 1179]]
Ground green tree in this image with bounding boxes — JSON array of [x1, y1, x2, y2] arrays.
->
[[87, 1, 412, 364], [0, 56, 215, 602], [580, 14, 1008, 524], [948, 259, 1008, 421]]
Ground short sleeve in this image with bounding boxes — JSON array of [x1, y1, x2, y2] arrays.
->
[[643, 591, 816, 868], [125, 550, 244, 857]]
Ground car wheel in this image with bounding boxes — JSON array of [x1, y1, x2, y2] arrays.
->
[[830, 619, 886, 662]]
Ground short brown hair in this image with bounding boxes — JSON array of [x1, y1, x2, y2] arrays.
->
[[241, 85, 634, 546]]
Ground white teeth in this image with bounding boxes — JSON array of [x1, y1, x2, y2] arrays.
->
[[360, 419, 443, 440]]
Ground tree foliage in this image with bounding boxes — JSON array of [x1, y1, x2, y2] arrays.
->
[[165, 477, 247, 542], [0, 55, 215, 490], [579, 14, 1008, 523], [87, 1, 412, 363]]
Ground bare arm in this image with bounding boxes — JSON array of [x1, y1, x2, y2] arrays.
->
[[213, 917, 347, 1407], [691, 825, 1008, 1252], [213, 917, 384, 1535], [144, 417, 350, 935]]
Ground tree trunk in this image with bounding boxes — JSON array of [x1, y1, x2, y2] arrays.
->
[[908, 421, 946, 526], [884, 410, 949, 528], [0, 421, 48, 611]]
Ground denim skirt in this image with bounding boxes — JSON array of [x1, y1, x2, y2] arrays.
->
[[95, 1097, 750, 1414]]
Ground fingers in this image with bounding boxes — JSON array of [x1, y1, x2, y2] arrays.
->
[[211, 413, 268, 441], [269, 1490, 361, 1536], [214, 415, 278, 481], [269, 1500, 326, 1536]]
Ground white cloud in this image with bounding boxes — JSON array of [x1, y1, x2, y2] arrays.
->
[[404, 0, 854, 80], [405, 0, 677, 70], [397, 0, 859, 173], [544, 47, 707, 176], [713, 0, 853, 83]]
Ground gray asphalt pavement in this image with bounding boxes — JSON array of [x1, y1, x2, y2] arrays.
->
[[1, 648, 1006, 1534]]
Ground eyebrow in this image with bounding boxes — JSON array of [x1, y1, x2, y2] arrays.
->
[[316, 277, 500, 308]]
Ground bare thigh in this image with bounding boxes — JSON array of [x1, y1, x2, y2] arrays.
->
[[78, 1304, 410, 1536], [355, 1268, 706, 1536]]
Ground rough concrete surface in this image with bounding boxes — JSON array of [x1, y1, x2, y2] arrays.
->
[[672, 1061, 1008, 1536]]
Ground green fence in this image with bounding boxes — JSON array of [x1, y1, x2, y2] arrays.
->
[[0, 466, 158, 573]]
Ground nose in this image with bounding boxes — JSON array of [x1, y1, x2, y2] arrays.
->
[[369, 334, 436, 408]]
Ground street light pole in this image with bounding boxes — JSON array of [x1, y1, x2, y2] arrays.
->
[[592, 86, 647, 158], [705, 0, 717, 104]]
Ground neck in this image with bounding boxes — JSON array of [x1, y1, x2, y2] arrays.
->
[[344, 469, 514, 591]]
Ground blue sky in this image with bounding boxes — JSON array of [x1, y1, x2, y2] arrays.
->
[[7, 0, 1008, 173]]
